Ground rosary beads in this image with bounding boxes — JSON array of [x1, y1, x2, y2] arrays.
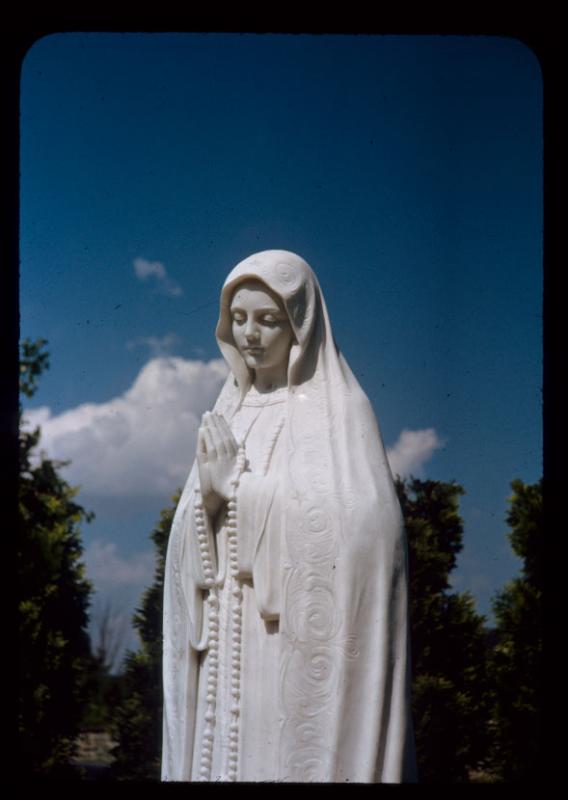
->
[[195, 412, 284, 781]]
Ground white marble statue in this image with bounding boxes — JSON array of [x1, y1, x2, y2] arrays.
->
[[162, 250, 416, 782]]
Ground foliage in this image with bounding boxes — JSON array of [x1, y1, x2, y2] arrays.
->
[[396, 477, 491, 783], [487, 478, 543, 781], [110, 494, 179, 780], [19, 337, 49, 400], [18, 339, 94, 778]]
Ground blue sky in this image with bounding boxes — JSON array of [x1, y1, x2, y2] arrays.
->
[[20, 33, 542, 662]]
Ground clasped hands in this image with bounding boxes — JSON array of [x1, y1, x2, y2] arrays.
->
[[196, 411, 240, 517]]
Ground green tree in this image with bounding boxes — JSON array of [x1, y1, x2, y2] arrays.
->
[[110, 493, 179, 780], [18, 339, 93, 777], [396, 477, 491, 783], [488, 478, 543, 781]]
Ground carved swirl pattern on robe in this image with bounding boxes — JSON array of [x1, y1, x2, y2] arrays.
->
[[285, 571, 340, 642], [285, 504, 336, 566], [243, 257, 304, 295], [281, 645, 340, 717], [280, 390, 359, 782], [282, 740, 331, 783]]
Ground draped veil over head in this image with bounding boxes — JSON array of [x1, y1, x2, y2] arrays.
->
[[162, 250, 416, 782]]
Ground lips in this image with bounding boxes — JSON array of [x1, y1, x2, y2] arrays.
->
[[244, 347, 263, 353]]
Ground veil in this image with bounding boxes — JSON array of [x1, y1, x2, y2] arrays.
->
[[162, 250, 416, 782]]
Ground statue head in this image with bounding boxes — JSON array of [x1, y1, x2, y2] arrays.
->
[[217, 250, 322, 395], [229, 279, 296, 391]]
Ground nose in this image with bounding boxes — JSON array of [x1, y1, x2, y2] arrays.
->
[[244, 318, 260, 341]]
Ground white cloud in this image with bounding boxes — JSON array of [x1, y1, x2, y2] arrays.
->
[[84, 539, 154, 588], [133, 258, 166, 281], [21, 406, 51, 430], [85, 551, 155, 668], [23, 356, 228, 497], [386, 428, 444, 478], [126, 332, 181, 356], [133, 257, 183, 297]]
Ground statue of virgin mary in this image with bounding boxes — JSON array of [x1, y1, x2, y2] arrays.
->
[[162, 250, 416, 782]]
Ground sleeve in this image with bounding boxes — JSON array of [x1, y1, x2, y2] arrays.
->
[[182, 485, 218, 590], [236, 471, 282, 620]]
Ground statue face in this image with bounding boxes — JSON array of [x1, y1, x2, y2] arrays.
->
[[230, 280, 295, 376]]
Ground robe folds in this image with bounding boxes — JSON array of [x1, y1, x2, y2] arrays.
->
[[162, 250, 417, 782]]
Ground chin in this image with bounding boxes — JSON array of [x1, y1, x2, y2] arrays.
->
[[243, 353, 263, 367]]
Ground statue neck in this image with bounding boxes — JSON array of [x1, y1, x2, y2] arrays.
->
[[252, 364, 288, 394]]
